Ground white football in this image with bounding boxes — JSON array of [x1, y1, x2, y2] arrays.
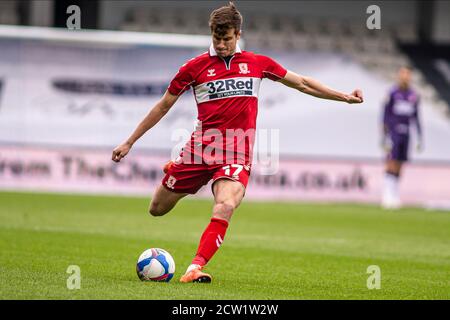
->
[[136, 248, 175, 282]]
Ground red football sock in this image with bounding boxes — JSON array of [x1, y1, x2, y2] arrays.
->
[[192, 218, 229, 267]]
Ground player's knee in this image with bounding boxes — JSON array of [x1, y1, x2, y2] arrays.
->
[[213, 202, 235, 221], [149, 202, 167, 217]]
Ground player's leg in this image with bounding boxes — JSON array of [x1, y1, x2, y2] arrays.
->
[[193, 178, 245, 263], [149, 184, 188, 216], [150, 160, 210, 216], [382, 160, 401, 208], [382, 138, 407, 208], [180, 178, 246, 283], [386, 159, 402, 175]]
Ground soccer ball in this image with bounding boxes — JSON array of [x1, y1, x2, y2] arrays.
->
[[136, 248, 175, 282]]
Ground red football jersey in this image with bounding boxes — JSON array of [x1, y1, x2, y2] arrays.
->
[[167, 44, 287, 165]]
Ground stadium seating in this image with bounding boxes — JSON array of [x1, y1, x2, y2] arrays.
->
[[116, 6, 449, 118], [0, 1, 19, 25]]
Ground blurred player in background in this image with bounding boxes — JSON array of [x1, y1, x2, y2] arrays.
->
[[381, 67, 423, 209], [112, 2, 363, 283]]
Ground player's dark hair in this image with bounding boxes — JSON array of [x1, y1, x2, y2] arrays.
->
[[209, 1, 242, 36]]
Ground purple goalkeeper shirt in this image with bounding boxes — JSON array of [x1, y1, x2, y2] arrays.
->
[[383, 86, 422, 140]]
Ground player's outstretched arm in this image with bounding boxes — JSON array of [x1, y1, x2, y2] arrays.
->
[[112, 91, 179, 162], [279, 70, 363, 104]]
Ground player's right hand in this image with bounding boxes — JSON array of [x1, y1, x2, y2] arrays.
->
[[416, 141, 424, 153], [382, 143, 391, 153], [112, 143, 131, 162], [347, 89, 364, 104], [380, 137, 392, 153]]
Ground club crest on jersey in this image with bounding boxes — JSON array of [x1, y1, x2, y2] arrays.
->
[[238, 63, 250, 74], [207, 69, 216, 77]]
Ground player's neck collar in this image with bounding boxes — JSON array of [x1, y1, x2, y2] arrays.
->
[[209, 43, 242, 57], [397, 85, 410, 92]]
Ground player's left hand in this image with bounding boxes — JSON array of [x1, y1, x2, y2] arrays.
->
[[381, 136, 392, 153], [346, 89, 364, 104]]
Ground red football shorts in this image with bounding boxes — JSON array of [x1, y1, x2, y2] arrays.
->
[[161, 162, 251, 194]]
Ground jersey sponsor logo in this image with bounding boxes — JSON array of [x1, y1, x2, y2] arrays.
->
[[393, 100, 414, 116], [194, 77, 261, 103], [207, 69, 216, 77]]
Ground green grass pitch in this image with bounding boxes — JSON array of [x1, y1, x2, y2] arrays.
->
[[0, 191, 449, 300]]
